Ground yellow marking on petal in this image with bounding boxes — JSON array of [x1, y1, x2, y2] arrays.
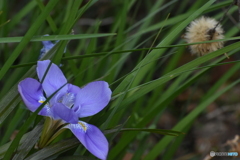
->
[[39, 100, 45, 103], [78, 122, 87, 131]]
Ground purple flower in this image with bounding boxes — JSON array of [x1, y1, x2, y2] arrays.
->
[[39, 35, 55, 59], [39, 34, 66, 60], [18, 60, 112, 160]]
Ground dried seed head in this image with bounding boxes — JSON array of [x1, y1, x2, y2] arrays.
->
[[184, 16, 224, 56]]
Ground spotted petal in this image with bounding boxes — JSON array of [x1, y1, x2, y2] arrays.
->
[[66, 121, 108, 160], [37, 60, 68, 97], [18, 78, 52, 117], [74, 81, 112, 118]]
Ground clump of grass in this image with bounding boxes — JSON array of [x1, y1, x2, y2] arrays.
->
[[0, 0, 240, 160]]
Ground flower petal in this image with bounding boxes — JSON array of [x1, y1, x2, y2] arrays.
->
[[74, 81, 112, 118], [39, 41, 55, 59], [66, 121, 108, 160], [18, 78, 52, 117], [37, 60, 68, 97], [42, 40, 55, 51], [39, 106, 52, 117], [51, 103, 78, 124], [67, 84, 81, 95], [18, 78, 44, 111]]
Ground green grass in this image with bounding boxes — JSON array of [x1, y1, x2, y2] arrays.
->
[[0, 0, 240, 159]]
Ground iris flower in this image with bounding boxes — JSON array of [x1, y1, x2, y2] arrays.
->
[[18, 60, 112, 160]]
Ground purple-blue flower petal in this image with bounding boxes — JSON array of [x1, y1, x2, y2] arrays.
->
[[67, 84, 81, 95], [18, 78, 44, 111], [66, 121, 108, 160], [74, 81, 112, 118], [38, 106, 52, 117], [51, 103, 78, 124], [42, 40, 55, 51], [18, 78, 52, 117], [37, 60, 68, 97]]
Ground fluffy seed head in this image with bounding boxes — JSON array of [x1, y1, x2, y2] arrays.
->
[[184, 16, 224, 56]]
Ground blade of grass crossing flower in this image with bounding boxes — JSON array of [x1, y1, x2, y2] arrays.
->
[[0, 0, 59, 81]]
